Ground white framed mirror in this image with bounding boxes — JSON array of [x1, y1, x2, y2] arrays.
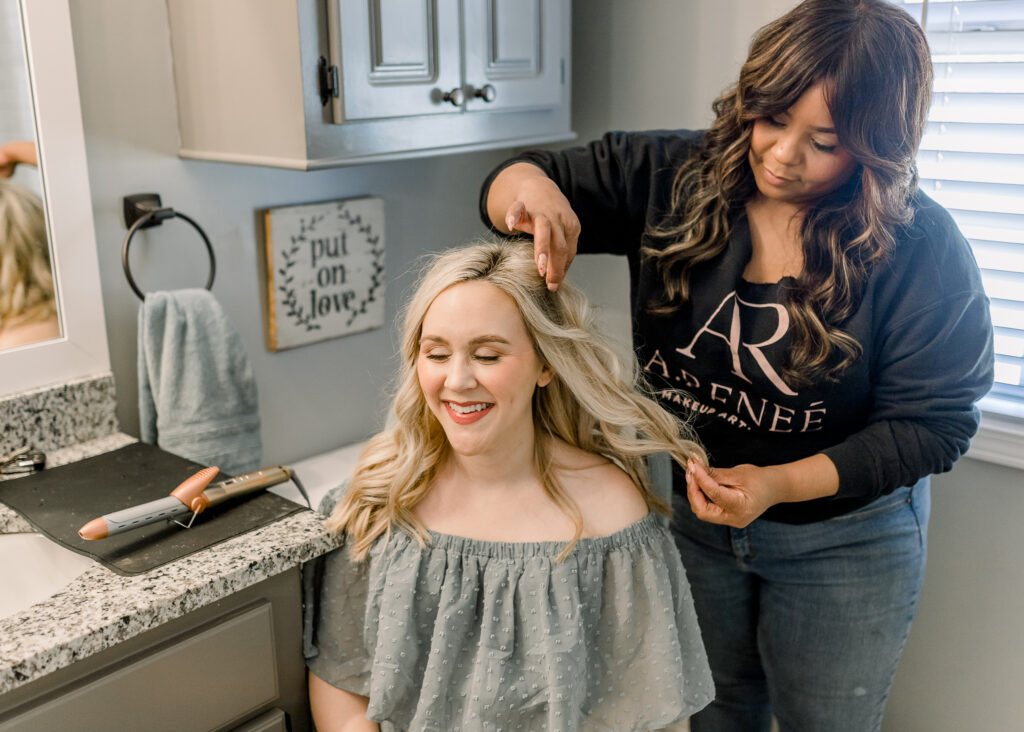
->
[[0, 0, 109, 397]]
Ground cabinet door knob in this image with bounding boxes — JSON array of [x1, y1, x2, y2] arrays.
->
[[472, 84, 497, 103], [440, 87, 465, 106]]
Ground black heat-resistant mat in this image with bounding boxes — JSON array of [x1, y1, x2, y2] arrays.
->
[[0, 442, 304, 575]]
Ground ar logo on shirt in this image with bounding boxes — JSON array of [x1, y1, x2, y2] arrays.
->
[[675, 291, 797, 397]]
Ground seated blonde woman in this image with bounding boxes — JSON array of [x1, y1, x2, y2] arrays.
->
[[0, 179, 58, 350], [306, 240, 714, 731]]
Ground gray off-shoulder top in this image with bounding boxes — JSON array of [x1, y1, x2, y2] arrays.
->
[[305, 513, 713, 731]]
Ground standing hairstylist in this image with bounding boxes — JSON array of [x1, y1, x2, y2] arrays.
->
[[479, 1, 994, 729]]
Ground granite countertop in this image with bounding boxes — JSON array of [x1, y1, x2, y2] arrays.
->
[[0, 435, 342, 695]]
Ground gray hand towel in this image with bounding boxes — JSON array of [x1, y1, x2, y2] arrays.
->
[[138, 289, 261, 476]]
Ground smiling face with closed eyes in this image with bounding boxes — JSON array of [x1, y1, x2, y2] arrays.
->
[[416, 280, 553, 460]]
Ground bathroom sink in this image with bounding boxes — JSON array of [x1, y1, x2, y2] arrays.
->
[[0, 533, 96, 619]]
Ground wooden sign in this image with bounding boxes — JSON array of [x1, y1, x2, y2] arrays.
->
[[263, 197, 385, 351]]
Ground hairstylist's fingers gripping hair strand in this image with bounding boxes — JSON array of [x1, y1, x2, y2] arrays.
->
[[686, 460, 803, 529], [685, 461, 770, 529]]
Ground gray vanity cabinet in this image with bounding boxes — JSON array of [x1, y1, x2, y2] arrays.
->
[[167, 0, 572, 170], [0, 569, 310, 732]]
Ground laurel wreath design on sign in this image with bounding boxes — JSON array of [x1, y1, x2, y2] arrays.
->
[[278, 215, 322, 332], [336, 207, 384, 326]]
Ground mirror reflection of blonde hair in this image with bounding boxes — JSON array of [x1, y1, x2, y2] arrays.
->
[[0, 179, 57, 347], [329, 239, 707, 560]]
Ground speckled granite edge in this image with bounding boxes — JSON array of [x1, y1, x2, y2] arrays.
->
[[0, 373, 118, 456], [0, 509, 342, 694], [0, 433, 137, 533]]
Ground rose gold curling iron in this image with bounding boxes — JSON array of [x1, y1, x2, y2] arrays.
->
[[78, 466, 294, 540]]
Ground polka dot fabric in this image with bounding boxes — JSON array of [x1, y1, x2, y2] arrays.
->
[[306, 513, 713, 731]]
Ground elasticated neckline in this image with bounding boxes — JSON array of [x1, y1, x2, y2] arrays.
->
[[420, 511, 661, 559]]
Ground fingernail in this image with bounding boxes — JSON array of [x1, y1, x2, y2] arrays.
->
[[537, 253, 547, 275], [506, 214, 517, 231]]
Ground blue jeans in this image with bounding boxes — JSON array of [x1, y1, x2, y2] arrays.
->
[[671, 479, 930, 732]]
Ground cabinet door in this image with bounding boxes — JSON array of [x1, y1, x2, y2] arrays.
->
[[329, 0, 462, 121], [462, 0, 564, 113]]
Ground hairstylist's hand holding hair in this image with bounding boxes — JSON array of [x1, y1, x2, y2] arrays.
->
[[487, 162, 580, 290], [685, 455, 840, 529], [0, 141, 38, 178]]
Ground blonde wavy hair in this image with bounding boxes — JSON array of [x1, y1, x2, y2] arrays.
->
[[328, 239, 706, 560], [647, 0, 932, 388], [0, 180, 55, 329]]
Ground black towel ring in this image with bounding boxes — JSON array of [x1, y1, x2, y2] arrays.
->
[[121, 207, 216, 301]]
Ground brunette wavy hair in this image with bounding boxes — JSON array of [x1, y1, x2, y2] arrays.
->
[[327, 240, 706, 561], [648, 0, 932, 387]]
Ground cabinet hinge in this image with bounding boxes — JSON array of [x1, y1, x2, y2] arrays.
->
[[317, 55, 339, 106]]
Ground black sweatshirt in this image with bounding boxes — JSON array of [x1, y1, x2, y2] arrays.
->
[[480, 129, 995, 523]]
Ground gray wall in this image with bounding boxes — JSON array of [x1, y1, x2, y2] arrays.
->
[[68, 1, 1023, 729], [888, 459, 1024, 730]]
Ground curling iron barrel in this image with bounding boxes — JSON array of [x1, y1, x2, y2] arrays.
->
[[78, 466, 293, 540]]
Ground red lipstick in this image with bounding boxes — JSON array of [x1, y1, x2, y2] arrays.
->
[[444, 401, 493, 425]]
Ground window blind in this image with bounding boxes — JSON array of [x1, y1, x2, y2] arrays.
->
[[895, 0, 1024, 419]]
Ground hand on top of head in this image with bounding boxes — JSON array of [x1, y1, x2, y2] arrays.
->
[[492, 163, 580, 292]]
